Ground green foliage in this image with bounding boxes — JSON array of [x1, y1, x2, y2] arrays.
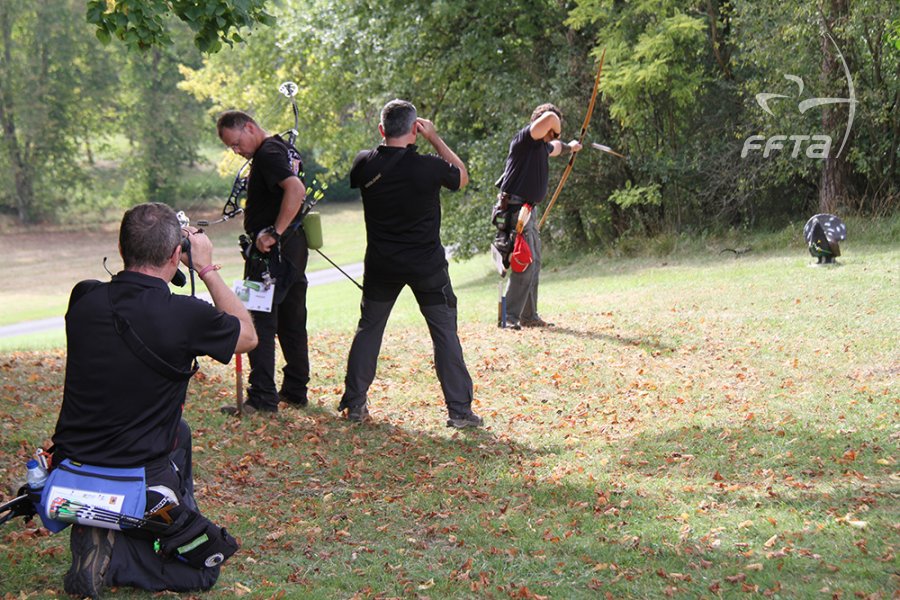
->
[[181, 0, 584, 257], [891, 18, 900, 51], [3, 0, 898, 242], [609, 182, 662, 209], [85, 0, 274, 53], [564, 0, 900, 236], [731, 0, 899, 216], [0, 1, 120, 222]]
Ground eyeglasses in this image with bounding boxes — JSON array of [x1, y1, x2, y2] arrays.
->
[[224, 126, 246, 150]]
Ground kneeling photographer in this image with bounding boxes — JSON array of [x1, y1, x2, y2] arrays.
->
[[48, 202, 256, 597]]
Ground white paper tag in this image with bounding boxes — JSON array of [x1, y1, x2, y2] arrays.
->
[[233, 280, 275, 312], [47, 485, 126, 515]]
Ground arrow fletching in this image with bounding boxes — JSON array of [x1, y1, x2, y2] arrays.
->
[[590, 142, 625, 159]]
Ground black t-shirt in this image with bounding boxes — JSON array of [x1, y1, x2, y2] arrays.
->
[[244, 135, 301, 235], [51, 271, 240, 467], [349, 144, 460, 280], [497, 124, 552, 204]]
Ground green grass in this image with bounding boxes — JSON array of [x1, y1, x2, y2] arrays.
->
[[0, 218, 897, 598]]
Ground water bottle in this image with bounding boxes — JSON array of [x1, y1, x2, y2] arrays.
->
[[26, 459, 48, 491]]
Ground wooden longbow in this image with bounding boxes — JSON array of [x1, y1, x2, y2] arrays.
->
[[538, 48, 606, 231]]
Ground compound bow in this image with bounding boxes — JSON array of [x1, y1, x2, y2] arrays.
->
[[198, 81, 312, 227]]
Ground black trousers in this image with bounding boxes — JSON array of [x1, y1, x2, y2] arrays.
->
[[246, 234, 310, 410], [339, 268, 474, 418]]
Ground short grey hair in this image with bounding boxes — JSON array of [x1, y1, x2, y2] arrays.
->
[[119, 203, 182, 269], [380, 99, 417, 139]]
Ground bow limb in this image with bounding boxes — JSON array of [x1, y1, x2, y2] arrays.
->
[[538, 48, 606, 231]]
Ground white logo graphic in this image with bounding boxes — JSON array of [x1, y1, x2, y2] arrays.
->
[[742, 34, 856, 160]]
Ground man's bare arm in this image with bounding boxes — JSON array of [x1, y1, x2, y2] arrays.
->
[[417, 118, 469, 189]]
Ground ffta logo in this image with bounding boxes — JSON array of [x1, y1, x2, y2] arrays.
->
[[742, 34, 856, 160]]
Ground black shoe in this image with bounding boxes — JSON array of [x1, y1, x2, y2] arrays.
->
[[344, 404, 370, 423], [504, 321, 521, 331], [279, 391, 309, 408], [447, 412, 484, 429], [64, 525, 115, 599]]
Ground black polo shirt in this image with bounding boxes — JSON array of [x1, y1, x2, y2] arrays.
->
[[244, 135, 301, 235], [51, 271, 240, 467], [349, 144, 460, 280], [497, 124, 552, 204]]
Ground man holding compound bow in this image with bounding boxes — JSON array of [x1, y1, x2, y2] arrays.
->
[[51, 202, 256, 596], [496, 104, 581, 329], [217, 111, 311, 413]]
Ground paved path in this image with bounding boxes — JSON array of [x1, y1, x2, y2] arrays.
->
[[0, 263, 364, 340]]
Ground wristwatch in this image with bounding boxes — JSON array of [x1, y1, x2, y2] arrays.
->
[[261, 225, 280, 242]]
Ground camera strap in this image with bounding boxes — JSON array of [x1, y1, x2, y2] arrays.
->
[[106, 283, 199, 382], [362, 146, 409, 190]]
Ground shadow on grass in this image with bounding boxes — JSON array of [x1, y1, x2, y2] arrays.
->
[[543, 324, 677, 353], [1, 356, 894, 598], [187, 403, 895, 598]]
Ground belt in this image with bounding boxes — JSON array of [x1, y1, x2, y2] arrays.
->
[[499, 191, 529, 205]]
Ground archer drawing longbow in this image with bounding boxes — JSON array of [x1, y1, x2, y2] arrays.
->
[[538, 48, 606, 231]]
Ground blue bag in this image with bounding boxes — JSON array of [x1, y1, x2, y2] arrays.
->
[[38, 459, 146, 534]]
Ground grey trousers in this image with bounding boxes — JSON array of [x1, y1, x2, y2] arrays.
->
[[339, 269, 474, 418], [505, 209, 542, 324]]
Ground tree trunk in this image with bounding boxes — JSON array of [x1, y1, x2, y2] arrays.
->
[[818, 0, 853, 214], [705, 0, 733, 80], [146, 48, 163, 201], [0, 5, 35, 223]]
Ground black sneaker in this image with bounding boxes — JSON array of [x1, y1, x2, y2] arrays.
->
[[504, 321, 521, 331], [64, 525, 115, 599], [447, 413, 484, 429], [345, 403, 370, 423]]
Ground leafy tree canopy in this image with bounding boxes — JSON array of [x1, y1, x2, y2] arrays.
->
[[86, 0, 274, 53]]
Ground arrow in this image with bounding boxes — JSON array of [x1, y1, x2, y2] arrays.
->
[[590, 142, 625, 159]]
